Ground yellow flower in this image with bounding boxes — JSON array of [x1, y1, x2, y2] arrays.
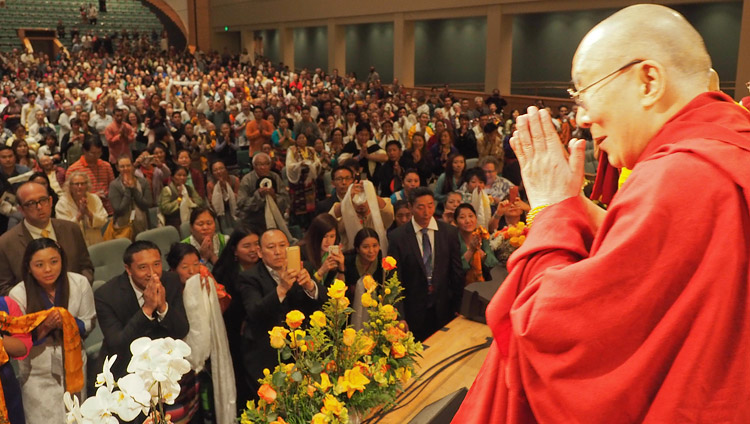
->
[[285, 310, 305, 329], [315, 372, 333, 392], [361, 292, 378, 308], [311, 413, 329, 424], [306, 384, 316, 397], [342, 328, 356, 346], [395, 367, 412, 384], [516, 221, 525, 230], [335, 296, 350, 311], [328, 279, 347, 299], [382, 256, 397, 271], [268, 326, 289, 349], [391, 342, 406, 358], [337, 367, 370, 398], [270, 418, 288, 424], [310, 310, 327, 328], [357, 335, 375, 355], [322, 394, 344, 416], [290, 329, 306, 348], [381, 304, 398, 321], [362, 275, 377, 293], [509, 236, 520, 247]]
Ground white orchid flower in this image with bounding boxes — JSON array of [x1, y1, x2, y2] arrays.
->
[[95, 355, 118, 390], [64, 392, 83, 424], [80, 386, 119, 424], [110, 389, 144, 422], [118, 374, 152, 415], [157, 380, 182, 405]]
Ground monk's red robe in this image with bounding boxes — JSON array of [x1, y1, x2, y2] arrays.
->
[[453, 92, 750, 423]]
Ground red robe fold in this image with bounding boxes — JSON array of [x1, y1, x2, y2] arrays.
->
[[453, 92, 750, 423]]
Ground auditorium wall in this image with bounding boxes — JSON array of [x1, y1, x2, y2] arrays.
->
[[414, 17, 487, 89], [512, 2, 742, 97], [346, 23, 395, 83], [294, 26, 329, 72]]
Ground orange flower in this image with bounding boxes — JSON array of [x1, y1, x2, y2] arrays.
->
[[391, 342, 406, 358], [285, 310, 305, 329], [382, 256, 397, 271], [257, 383, 277, 403]]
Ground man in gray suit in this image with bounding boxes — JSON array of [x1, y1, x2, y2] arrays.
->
[[0, 181, 94, 295]]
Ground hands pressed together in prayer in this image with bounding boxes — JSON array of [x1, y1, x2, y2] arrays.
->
[[142, 274, 167, 317], [510, 106, 587, 209]]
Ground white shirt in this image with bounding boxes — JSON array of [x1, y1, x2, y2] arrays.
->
[[23, 219, 57, 241], [411, 216, 438, 274], [129, 275, 169, 321]]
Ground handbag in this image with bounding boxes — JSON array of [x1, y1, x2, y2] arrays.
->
[[103, 218, 133, 241]]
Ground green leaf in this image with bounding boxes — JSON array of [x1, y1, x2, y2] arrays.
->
[[309, 360, 323, 374], [281, 346, 292, 361], [291, 370, 302, 382], [272, 371, 286, 387]]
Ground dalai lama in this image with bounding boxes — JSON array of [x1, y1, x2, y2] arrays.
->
[[454, 4, 750, 423]]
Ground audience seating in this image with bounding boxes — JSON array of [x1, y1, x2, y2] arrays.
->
[[88, 238, 131, 282], [135, 226, 180, 264]]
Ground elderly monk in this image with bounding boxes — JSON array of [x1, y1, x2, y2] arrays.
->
[[454, 5, 750, 423]]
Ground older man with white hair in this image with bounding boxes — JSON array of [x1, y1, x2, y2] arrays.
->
[[237, 152, 291, 236], [456, 4, 750, 423]]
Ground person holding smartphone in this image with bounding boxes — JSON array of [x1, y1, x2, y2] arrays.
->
[[302, 214, 345, 287], [235, 229, 324, 398]]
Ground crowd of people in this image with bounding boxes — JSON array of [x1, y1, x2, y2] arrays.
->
[[0, 34, 585, 423]]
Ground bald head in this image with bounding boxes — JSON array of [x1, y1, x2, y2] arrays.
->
[[571, 5, 713, 169], [574, 4, 711, 92]]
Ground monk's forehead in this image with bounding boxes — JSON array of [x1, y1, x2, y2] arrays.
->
[[571, 24, 628, 84]]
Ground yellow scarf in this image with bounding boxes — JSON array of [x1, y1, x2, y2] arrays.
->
[[0, 307, 83, 422]]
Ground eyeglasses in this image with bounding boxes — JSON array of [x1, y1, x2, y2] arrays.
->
[[334, 176, 353, 182], [21, 196, 51, 209], [567, 59, 644, 107]]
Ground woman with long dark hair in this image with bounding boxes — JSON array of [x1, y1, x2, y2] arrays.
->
[[165, 243, 235, 424], [343, 228, 384, 329], [434, 153, 466, 206], [211, 224, 262, 408], [9, 238, 95, 424], [302, 213, 345, 287]]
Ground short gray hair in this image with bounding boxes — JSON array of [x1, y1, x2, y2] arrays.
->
[[252, 152, 271, 167]]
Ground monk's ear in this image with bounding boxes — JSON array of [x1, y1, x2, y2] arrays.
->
[[636, 60, 666, 107]]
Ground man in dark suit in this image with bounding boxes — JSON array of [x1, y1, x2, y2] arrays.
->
[[0, 181, 94, 295], [237, 229, 324, 396], [95, 240, 189, 378], [315, 165, 353, 216], [387, 187, 464, 341]]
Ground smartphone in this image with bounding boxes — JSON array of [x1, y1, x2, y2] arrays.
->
[[286, 246, 301, 272], [328, 245, 340, 255], [509, 186, 519, 203]]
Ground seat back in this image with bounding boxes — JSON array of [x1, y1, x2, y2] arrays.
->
[[134, 226, 181, 263], [87, 238, 131, 283]]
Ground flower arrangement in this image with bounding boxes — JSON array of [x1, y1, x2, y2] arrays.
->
[[490, 221, 529, 264], [209, 130, 217, 150], [241, 256, 423, 424], [64, 337, 192, 424], [467, 226, 491, 283]]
